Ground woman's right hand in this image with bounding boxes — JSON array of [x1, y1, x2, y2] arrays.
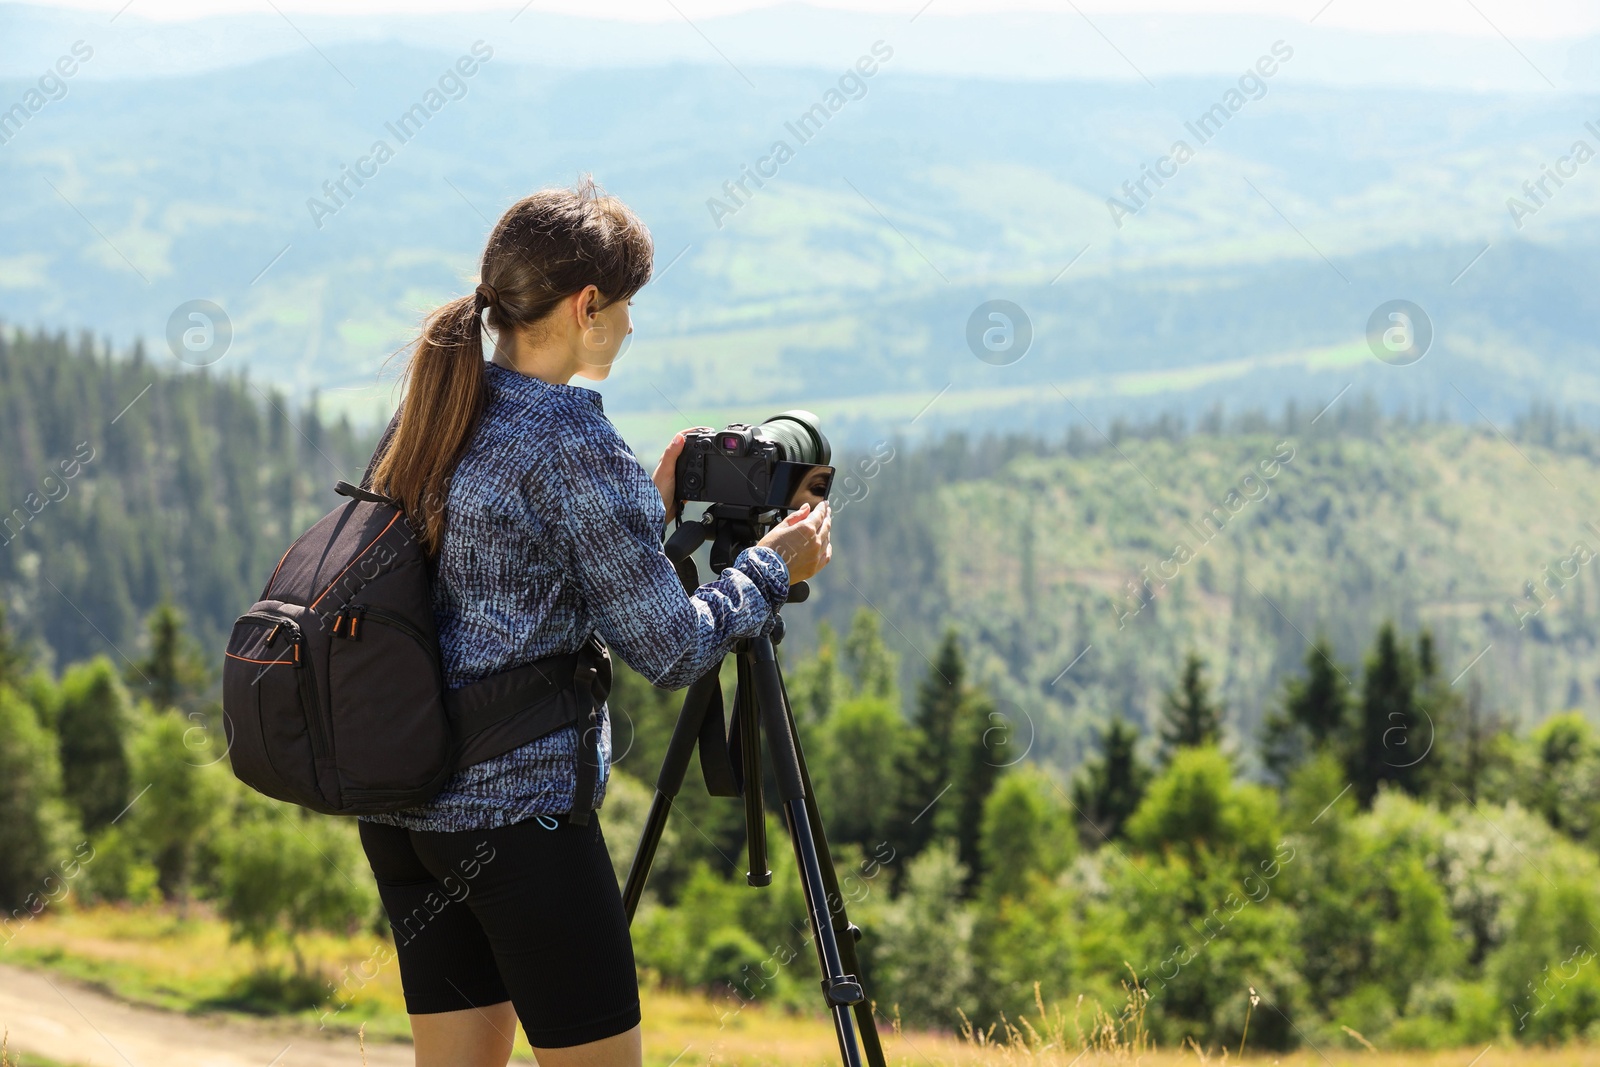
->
[[758, 501, 832, 585]]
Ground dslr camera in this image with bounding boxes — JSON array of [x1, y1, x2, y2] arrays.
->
[[675, 410, 835, 514], [667, 410, 835, 600]]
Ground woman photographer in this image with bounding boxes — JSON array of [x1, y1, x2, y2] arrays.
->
[[356, 178, 832, 1067]]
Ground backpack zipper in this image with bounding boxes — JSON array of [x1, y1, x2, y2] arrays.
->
[[234, 612, 330, 760], [296, 654, 329, 759], [352, 606, 440, 671], [237, 611, 293, 647]]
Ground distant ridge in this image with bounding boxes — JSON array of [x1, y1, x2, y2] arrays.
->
[[1, 2, 1594, 93]]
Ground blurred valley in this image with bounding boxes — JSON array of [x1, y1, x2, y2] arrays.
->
[[3, 4, 1600, 451]]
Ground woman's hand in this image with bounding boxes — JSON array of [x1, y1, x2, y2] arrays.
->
[[652, 427, 709, 519], [758, 501, 832, 584]]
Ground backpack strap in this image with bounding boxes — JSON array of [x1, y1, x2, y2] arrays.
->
[[446, 654, 583, 741], [444, 633, 613, 822], [567, 632, 611, 826], [360, 411, 402, 491], [334, 480, 396, 505]]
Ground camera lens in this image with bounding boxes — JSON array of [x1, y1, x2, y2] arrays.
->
[[758, 410, 830, 465]]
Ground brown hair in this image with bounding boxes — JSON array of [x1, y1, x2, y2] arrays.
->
[[372, 176, 653, 554]]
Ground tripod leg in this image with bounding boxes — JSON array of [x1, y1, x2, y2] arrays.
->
[[735, 654, 771, 887], [779, 677, 890, 1067], [623, 667, 723, 921], [747, 637, 867, 1067]]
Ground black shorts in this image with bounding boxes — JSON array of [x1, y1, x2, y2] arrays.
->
[[356, 812, 641, 1048]]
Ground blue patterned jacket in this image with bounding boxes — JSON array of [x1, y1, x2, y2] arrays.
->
[[358, 361, 789, 832]]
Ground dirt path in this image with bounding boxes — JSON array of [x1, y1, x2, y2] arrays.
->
[[0, 963, 414, 1067]]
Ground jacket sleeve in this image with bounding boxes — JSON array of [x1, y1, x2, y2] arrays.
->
[[546, 411, 789, 690]]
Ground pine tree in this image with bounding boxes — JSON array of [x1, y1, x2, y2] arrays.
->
[[0, 328, 377, 674], [1071, 716, 1151, 842], [1292, 640, 1353, 746], [838, 624, 1002, 883], [843, 608, 899, 701], [1450, 678, 1509, 806], [1349, 621, 1424, 806], [1258, 710, 1306, 788], [127, 602, 210, 712], [896, 630, 967, 858], [1260, 640, 1352, 784], [788, 621, 846, 724], [939, 686, 1003, 888], [1158, 651, 1223, 764], [1413, 629, 1482, 805]]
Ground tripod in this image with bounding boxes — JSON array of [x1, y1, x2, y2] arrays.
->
[[622, 510, 887, 1067]]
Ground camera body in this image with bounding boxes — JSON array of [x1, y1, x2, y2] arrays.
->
[[677, 425, 783, 508], [675, 411, 834, 512]]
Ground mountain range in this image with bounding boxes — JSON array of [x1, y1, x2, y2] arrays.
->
[[3, 2, 1599, 451]]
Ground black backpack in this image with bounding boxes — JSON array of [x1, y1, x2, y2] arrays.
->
[[221, 471, 611, 822]]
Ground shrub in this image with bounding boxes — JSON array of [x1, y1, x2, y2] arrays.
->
[[1125, 746, 1280, 872], [813, 694, 911, 851], [872, 841, 976, 1028], [54, 656, 133, 833], [211, 789, 378, 973], [121, 703, 230, 903], [971, 874, 1078, 1023], [1488, 837, 1600, 1043], [977, 763, 1075, 904], [1387, 979, 1502, 1048], [0, 685, 76, 913], [73, 823, 160, 906]]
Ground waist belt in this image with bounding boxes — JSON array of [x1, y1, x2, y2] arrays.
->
[[445, 632, 613, 825]]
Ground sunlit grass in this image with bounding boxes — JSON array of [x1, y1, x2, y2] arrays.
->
[[0, 900, 941, 1064], [10, 903, 1600, 1067], [3, 899, 411, 1039]]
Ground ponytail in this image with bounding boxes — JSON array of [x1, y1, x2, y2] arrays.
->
[[371, 176, 653, 556], [370, 295, 486, 555]]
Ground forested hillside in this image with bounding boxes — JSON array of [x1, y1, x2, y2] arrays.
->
[[813, 400, 1600, 777], [6, 323, 1597, 781], [0, 327, 373, 677], [10, 566, 1600, 1053]]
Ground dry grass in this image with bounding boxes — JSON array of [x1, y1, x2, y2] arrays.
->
[[1, 1027, 81, 1067], [958, 970, 1153, 1067], [3, 900, 985, 1065], [3, 899, 414, 1040], [14, 908, 1600, 1067]]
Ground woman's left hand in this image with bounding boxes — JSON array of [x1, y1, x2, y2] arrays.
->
[[653, 427, 709, 519]]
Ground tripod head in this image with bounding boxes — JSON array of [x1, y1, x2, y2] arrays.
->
[[664, 506, 810, 614]]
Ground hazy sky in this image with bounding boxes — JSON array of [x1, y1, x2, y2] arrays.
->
[[25, 0, 1600, 37]]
